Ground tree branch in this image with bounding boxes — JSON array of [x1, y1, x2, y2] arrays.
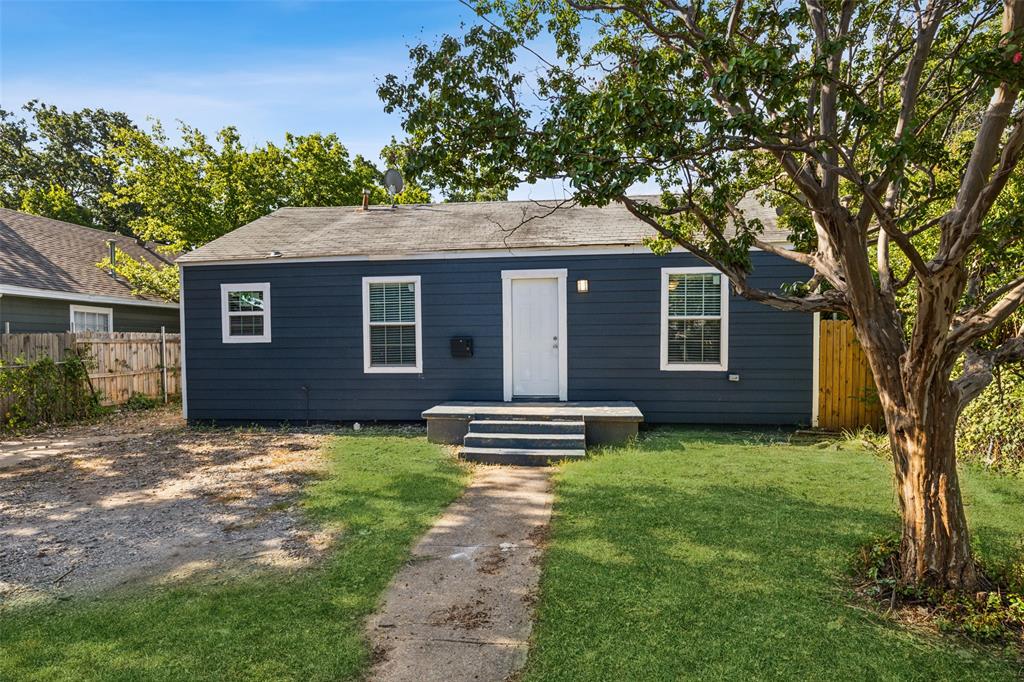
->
[[618, 195, 847, 314], [948, 277, 1024, 352], [954, 327, 1024, 411]]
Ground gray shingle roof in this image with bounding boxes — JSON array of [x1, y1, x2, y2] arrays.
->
[[0, 208, 174, 303], [177, 195, 788, 264]]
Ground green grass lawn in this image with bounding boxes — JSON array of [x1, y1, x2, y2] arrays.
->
[[0, 431, 468, 681], [522, 429, 1024, 681]]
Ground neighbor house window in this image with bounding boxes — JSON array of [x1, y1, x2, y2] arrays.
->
[[362, 276, 422, 373], [69, 305, 112, 332], [660, 267, 728, 371], [220, 283, 271, 343]]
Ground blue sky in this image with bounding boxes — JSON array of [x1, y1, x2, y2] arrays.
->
[[0, 0, 585, 200]]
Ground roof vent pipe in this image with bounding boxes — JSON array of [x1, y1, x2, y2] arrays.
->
[[361, 188, 370, 211], [106, 239, 117, 277]]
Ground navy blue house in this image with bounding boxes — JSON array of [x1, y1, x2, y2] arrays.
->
[[178, 199, 814, 428]]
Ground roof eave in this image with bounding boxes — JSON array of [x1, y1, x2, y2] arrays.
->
[[0, 284, 179, 309]]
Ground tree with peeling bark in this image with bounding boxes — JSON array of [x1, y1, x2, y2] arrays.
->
[[379, 0, 1024, 589]]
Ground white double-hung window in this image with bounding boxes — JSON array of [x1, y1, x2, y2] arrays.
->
[[362, 276, 422, 373], [70, 305, 113, 332], [221, 283, 271, 343], [660, 267, 728, 371]]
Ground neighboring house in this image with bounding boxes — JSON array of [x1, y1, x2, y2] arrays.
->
[[178, 197, 814, 426], [0, 208, 179, 334]]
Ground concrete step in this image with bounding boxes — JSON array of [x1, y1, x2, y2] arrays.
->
[[464, 432, 586, 450], [460, 446, 587, 466], [462, 411, 587, 422], [468, 419, 585, 435]]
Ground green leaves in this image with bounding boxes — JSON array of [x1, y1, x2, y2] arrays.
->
[[0, 101, 139, 232], [100, 122, 427, 300], [965, 27, 1024, 87]]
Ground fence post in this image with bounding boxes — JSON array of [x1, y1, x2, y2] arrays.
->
[[160, 326, 168, 404]]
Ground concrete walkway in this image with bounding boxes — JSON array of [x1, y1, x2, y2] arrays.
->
[[367, 466, 553, 682]]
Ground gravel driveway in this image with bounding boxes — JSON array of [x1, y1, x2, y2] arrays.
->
[[0, 406, 333, 606]]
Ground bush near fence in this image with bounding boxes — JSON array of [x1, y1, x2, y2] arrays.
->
[[0, 331, 180, 410], [958, 370, 1024, 475], [0, 354, 102, 431]]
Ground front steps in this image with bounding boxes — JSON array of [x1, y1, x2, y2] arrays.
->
[[460, 418, 586, 466]]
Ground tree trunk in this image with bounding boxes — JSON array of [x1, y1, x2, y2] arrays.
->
[[886, 384, 977, 590]]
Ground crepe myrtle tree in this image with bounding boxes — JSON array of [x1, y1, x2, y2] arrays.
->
[[380, 0, 1024, 589]]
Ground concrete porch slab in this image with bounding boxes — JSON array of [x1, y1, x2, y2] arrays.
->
[[422, 401, 643, 446]]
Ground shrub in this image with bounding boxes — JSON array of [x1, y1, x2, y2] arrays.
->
[[844, 369, 1024, 475], [958, 369, 1024, 474], [123, 392, 161, 411], [0, 353, 102, 431], [853, 536, 1024, 650]]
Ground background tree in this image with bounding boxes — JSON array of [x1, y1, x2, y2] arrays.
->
[[379, 0, 1024, 589], [100, 122, 430, 300], [381, 135, 508, 201], [0, 101, 139, 231]]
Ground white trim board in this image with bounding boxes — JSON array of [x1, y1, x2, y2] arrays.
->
[[361, 275, 423, 374], [501, 268, 568, 401], [179, 244, 775, 268], [69, 304, 113, 332], [220, 282, 272, 343], [811, 312, 821, 427], [659, 266, 730, 372], [0, 284, 178, 309], [180, 269, 188, 420]]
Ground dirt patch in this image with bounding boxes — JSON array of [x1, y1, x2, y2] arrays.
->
[[371, 644, 392, 666], [430, 601, 493, 630], [526, 523, 550, 547], [0, 405, 335, 606], [477, 549, 508, 575]]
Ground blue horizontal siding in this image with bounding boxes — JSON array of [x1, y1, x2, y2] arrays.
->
[[182, 251, 813, 425]]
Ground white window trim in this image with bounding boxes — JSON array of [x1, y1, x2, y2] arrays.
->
[[660, 266, 729, 372], [69, 304, 113, 332], [362, 275, 423, 374], [220, 282, 271, 343], [501, 269, 568, 401]]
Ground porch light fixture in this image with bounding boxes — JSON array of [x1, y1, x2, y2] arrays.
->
[[576, 279, 589, 293]]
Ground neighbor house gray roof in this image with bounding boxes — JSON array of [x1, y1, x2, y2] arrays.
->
[[0, 208, 175, 304], [177, 195, 788, 264]]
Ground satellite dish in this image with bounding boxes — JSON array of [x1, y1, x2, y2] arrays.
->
[[383, 169, 404, 202]]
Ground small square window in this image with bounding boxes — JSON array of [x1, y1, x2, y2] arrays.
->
[[221, 283, 271, 343]]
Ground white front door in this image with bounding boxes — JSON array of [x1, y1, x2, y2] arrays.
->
[[510, 277, 560, 398]]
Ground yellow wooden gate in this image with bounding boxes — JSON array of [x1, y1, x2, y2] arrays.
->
[[817, 319, 884, 431]]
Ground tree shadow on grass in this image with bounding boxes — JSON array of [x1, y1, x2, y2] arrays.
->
[[527, 464, 1022, 680]]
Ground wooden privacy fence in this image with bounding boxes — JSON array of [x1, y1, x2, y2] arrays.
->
[[817, 319, 884, 431], [0, 331, 181, 406]]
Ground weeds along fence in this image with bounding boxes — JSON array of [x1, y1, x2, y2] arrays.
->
[[0, 330, 181, 407]]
